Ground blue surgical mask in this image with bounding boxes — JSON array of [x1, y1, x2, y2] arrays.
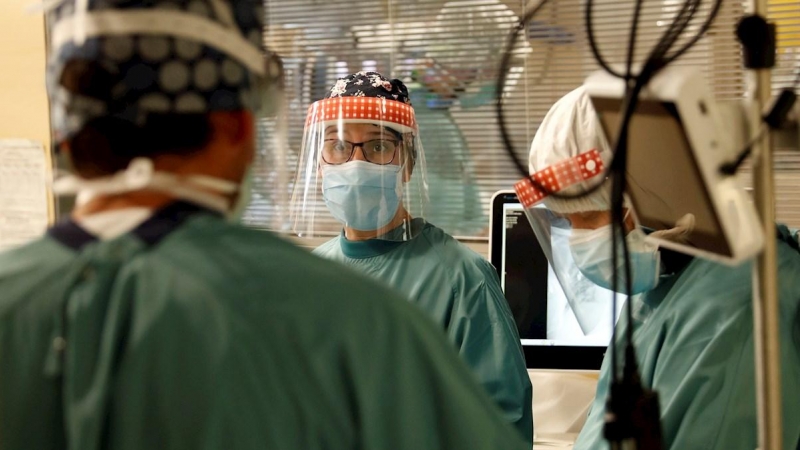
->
[[569, 225, 661, 295], [322, 161, 402, 231]]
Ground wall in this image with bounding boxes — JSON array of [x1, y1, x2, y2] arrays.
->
[[0, 2, 54, 224], [0, 1, 50, 146]]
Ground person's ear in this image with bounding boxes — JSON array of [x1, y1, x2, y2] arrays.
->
[[59, 142, 72, 157], [401, 136, 415, 182], [58, 142, 80, 175], [403, 164, 413, 182], [623, 208, 636, 233], [401, 147, 414, 182], [208, 110, 256, 164]]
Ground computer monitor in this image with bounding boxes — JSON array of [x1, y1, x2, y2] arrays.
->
[[489, 190, 622, 370]]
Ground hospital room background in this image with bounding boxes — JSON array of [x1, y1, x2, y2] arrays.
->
[[1, 0, 800, 442]]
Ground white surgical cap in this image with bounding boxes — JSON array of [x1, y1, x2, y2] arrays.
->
[[528, 86, 613, 214]]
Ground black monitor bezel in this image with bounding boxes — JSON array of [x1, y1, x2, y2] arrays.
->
[[489, 191, 609, 371]]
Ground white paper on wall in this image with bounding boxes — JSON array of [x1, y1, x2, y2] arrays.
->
[[0, 139, 51, 252]]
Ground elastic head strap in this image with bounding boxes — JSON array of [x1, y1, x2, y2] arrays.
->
[[514, 149, 604, 208]]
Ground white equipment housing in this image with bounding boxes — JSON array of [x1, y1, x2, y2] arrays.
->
[[583, 66, 764, 265]]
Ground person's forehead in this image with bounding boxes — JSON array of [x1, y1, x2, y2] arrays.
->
[[324, 123, 391, 136]]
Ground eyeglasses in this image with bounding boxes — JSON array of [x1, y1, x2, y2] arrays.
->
[[321, 139, 400, 165]]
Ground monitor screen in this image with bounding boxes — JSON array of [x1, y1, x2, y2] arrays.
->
[[491, 191, 623, 370]]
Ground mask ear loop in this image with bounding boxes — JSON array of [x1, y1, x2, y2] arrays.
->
[[53, 157, 237, 212]]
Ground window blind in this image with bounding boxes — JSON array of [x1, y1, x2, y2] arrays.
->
[[244, 0, 800, 236]]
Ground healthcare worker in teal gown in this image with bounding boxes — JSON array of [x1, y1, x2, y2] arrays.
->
[[525, 85, 800, 449], [0, 3, 532, 450], [290, 71, 533, 444]]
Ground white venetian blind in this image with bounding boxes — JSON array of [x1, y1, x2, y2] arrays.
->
[[243, 0, 800, 236]]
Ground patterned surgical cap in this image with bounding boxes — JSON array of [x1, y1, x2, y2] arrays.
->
[[325, 71, 412, 106], [47, 0, 266, 143]]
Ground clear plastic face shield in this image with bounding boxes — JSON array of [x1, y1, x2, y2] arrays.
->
[[514, 150, 662, 338], [290, 96, 429, 241]]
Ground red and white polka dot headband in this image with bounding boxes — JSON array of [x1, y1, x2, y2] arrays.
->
[[514, 149, 605, 208], [305, 97, 417, 134]]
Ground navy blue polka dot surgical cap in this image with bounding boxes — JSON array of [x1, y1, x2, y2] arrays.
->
[[325, 71, 412, 106], [47, 0, 266, 143]]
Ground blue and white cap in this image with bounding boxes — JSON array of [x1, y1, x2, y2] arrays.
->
[[47, 0, 268, 143]]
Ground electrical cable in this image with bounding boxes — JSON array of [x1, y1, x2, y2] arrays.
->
[[719, 126, 768, 176], [590, 0, 702, 389], [611, 0, 701, 376], [616, 0, 645, 384], [495, 0, 549, 181], [495, 0, 615, 204], [582, 1, 722, 447], [625, 0, 644, 82], [595, 0, 721, 381], [718, 16, 800, 177], [663, 0, 723, 64], [494, 0, 717, 204], [585, 0, 627, 80], [494, 2, 724, 444]]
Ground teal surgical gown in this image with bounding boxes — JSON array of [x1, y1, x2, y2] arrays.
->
[[0, 202, 530, 450], [314, 219, 533, 443], [574, 226, 800, 450]]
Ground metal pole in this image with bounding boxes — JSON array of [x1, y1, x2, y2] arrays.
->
[[750, 1, 782, 449]]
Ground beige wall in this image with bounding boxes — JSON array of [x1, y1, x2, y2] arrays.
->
[[0, 1, 50, 147]]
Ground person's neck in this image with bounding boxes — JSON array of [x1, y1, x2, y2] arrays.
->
[[71, 152, 243, 219], [344, 208, 411, 241], [72, 192, 189, 219]]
